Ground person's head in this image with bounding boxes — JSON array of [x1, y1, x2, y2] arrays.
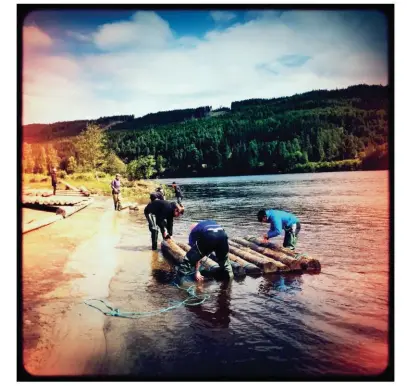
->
[[156, 187, 163, 192], [174, 203, 184, 217], [172, 181, 176, 187], [115, 173, 121, 180], [257, 209, 268, 223]]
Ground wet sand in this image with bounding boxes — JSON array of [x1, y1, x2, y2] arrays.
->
[[22, 196, 134, 376]]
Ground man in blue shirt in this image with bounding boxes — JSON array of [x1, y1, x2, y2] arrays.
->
[[257, 209, 301, 250], [177, 220, 234, 282]]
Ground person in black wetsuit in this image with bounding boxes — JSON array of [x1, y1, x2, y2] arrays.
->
[[144, 200, 184, 250], [149, 187, 165, 202], [171, 182, 183, 205]]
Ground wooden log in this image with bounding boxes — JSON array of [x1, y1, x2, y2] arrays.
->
[[161, 239, 185, 264], [59, 179, 80, 191], [228, 242, 289, 273], [119, 202, 138, 211], [176, 242, 221, 274], [23, 214, 64, 234], [62, 199, 92, 218], [242, 236, 321, 272], [228, 253, 261, 275], [177, 242, 246, 277]]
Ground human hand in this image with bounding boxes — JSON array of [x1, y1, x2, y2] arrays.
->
[[263, 234, 269, 242], [195, 271, 204, 282]]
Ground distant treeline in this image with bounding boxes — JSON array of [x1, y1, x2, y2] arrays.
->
[[23, 84, 389, 177]]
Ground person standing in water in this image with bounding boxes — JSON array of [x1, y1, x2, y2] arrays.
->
[[257, 209, 301, 250], [172, 182, 183, 205], [111, 174, 122, 211]]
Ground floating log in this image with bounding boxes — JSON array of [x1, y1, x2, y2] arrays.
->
[[228, 242, 289, 273], [119, 202, 139, 211], [161, 239, 186, 264], [228, 253, 261, 275], [23, 214, 64, 234], [177, 242, 246, 277], [242, 236, 321, 272], [176, 242, 221, 274]]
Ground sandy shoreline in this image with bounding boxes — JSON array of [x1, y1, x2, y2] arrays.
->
[[22, 196, 137, 376]]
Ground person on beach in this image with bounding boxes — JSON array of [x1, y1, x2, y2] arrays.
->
[[177, 220, 234, 282], [172, 182, 183, 205], [150, 187, 165, 202], [257, 209, 301, 250], [111, 174, 122, 211], [50, 167, 58, 195], [144, 200, 184, 250]]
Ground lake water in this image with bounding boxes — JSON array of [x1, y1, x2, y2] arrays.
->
[[103, 171, 390, 379]]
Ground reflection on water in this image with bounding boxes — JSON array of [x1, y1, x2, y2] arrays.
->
[[103, 171, 389, 378]]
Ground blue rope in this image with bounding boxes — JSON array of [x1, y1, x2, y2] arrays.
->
[[83, 282, 210, 319]]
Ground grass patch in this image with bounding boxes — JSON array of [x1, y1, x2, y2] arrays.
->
[[22, 173, 174, 204]]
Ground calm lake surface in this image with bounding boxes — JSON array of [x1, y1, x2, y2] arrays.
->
[[104, 171, 390, 379]]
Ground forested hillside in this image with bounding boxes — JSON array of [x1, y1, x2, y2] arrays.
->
[[22, 84, 389, 177]]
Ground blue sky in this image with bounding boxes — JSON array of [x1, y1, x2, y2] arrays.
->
[[23, 9, 389, 124]]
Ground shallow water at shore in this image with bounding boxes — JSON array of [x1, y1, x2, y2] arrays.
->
[[23, 171, 389, 379], [101, 171, 389, 378]]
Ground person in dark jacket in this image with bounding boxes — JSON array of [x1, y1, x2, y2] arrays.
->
[[111, 174, 121, 211], [144, 200, 184, 250], [149, 187, 165, 202], [177, 220, 234, 282], [257, 209, 301, 250], [50, 167, 58, 195], [172, 182, 183, 205]]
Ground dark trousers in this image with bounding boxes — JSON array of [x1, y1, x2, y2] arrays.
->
[[178, 230, 234, 279], [283, 222, 301, 250], [176, 196, 182, 205], [52, 182, 56, 195], [146, 214, 159, 250]]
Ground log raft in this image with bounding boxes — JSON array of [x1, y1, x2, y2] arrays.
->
[[176, 242, 246, 277], [228, 240, 289, 272], [241, 236, 321, 272]]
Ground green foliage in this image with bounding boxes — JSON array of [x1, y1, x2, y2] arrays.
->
[[102, 152, 127, 175], [127, 155, 157, 180], [156, 155, 166, 174], [23, 84, 389, 177], [66, 156, 77, 174], [75, 123, 108, 172]]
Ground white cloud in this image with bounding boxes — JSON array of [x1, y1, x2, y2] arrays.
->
[[23, 11, 388, 124], [210, 11, 237, 23], [92, 11, 174, 51]]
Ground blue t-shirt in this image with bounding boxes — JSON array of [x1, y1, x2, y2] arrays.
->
[[265, 210, 299, 238], [188, 220, 224, 246]]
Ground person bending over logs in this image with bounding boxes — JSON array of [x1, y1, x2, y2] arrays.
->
[[144, 200, 184, 250], [177, 220, 234, 282], [257, 209, 301, 250]]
